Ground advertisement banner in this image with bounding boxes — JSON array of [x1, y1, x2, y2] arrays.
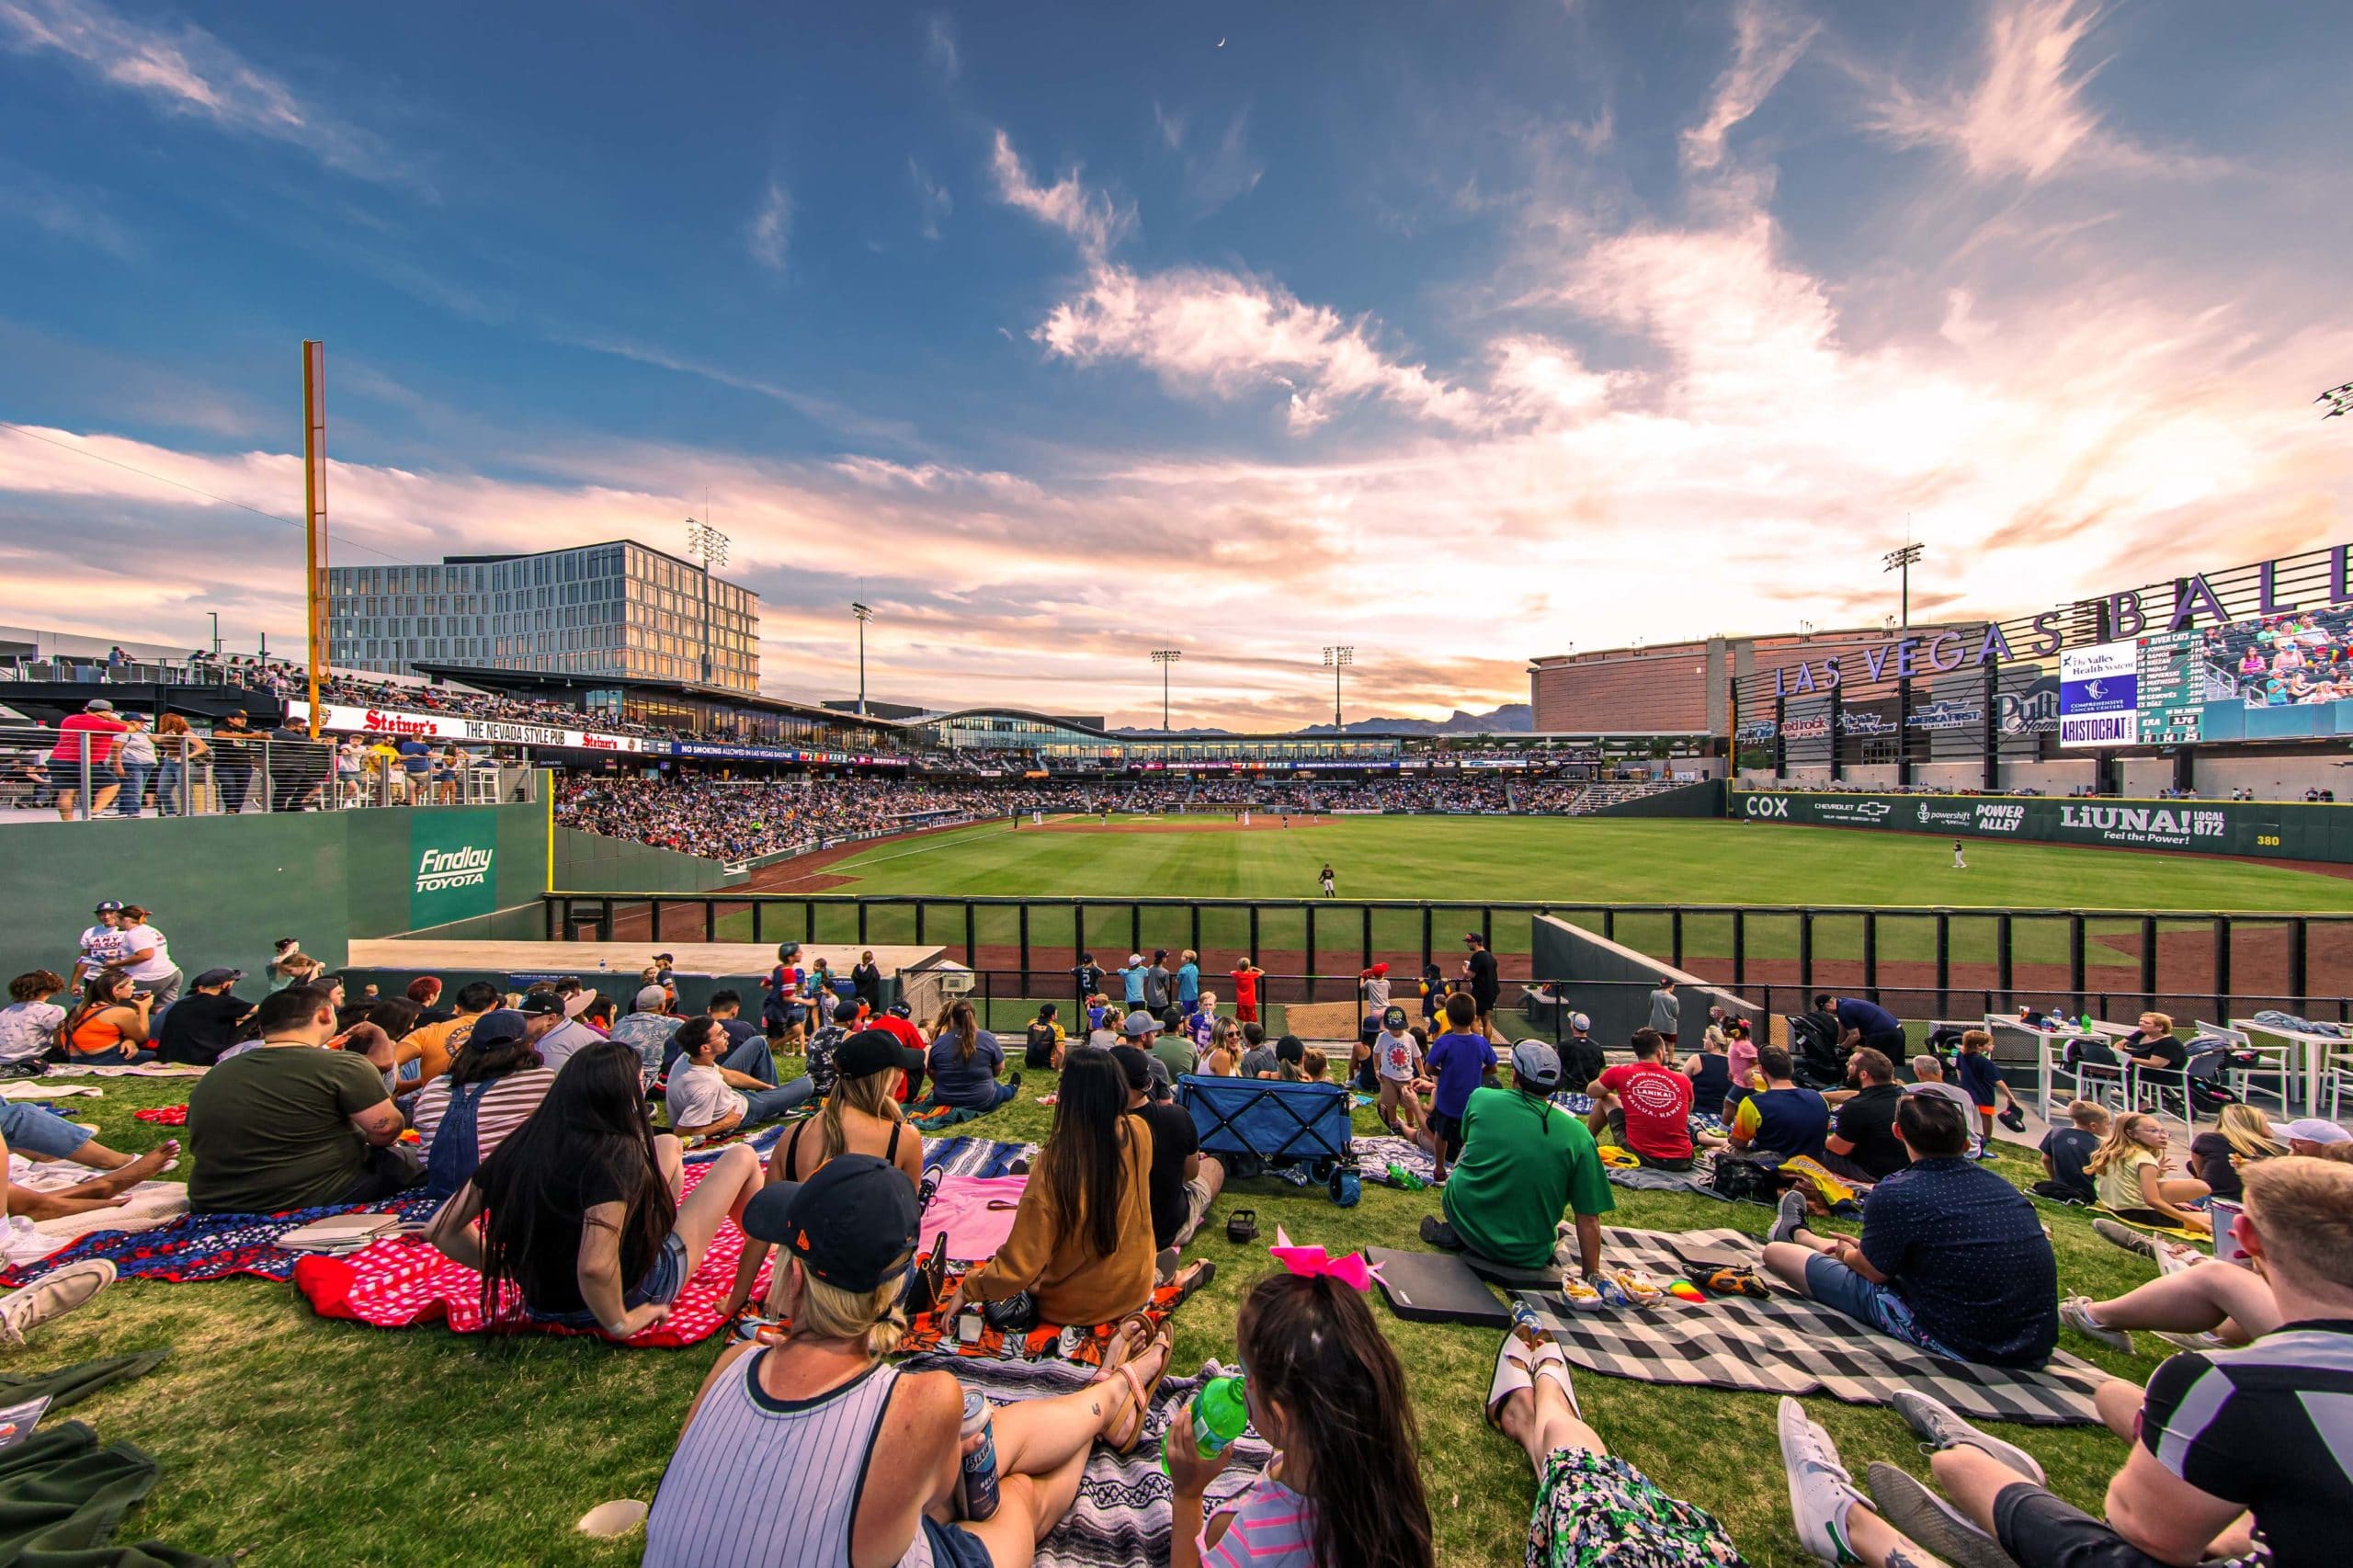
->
[[288, 700, 648, 755], [409, 808, 501, 927], [2058, 643, 2140, 748], [1732, 790, 2346, 861]]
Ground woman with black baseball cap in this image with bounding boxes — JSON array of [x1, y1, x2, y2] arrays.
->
[[646, 1153, 1171, 1568], [720, 1028, 928, 1320]]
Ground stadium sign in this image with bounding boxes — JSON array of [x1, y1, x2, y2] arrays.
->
[[1733, 790, 2340, 859], [666, 742, 910, 766], [409, 810, 501, 926], [2058, 643, 2140, 749], [1767, 543, 2353, 699], [288, 699, 650, 755]]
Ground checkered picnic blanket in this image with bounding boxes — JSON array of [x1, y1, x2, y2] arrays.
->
[[923, 1135, 1038, 1179], [1480, 1226, 2107, 1426]]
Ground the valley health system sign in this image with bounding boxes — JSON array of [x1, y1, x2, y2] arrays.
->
[[2058, 643, 2139, 749]]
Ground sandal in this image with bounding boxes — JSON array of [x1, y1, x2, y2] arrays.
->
[[1097, 1331, 1173, 1453]]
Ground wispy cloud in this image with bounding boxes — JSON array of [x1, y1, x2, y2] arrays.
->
[[747, 179, 791, 273], [923, 11, 959, 81], [1860, 0, 2218, 184], [0, 0, 415, 187], [1154, 105, 1266, 214], [988, 129, 1134, 258], [544, 330, 918, 448], [908, 157, 952, 240], [0, 159, 134, 256], [1681, 0, 1819, 172]]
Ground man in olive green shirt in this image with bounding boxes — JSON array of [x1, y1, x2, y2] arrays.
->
[[1430, 1040, 1615, 1273], [188, 983, 416, 1213]]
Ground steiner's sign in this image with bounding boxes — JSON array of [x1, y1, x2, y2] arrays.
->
[[288, 699, 649, 755], [2059, 643, 2139, 749]]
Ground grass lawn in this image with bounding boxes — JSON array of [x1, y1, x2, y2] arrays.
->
[[32, 1062, 2178, 1567]]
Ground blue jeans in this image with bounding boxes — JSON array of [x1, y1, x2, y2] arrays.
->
[[0, 1101, 97, 1159], [1802, 1253, 1960, 1359], [739, 1079, 815, 1126], [116, 763, 153, 814], [155, 760, 185, 815]]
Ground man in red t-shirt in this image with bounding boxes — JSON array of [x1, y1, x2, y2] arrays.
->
[[48, 699, 130, 821], [870, 1005, 929, 1104], [1228, 960, 1262, 1024], [1588, 1028, 1696, 1170]]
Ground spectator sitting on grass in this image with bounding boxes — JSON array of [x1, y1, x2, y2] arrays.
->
[[2088, 1111, 2211, 1233], [1112, 1044, 1223, 1267], [1423, 1041, 1613, 1279], [1147, 1006, 1195, 1085], [2033, 1098, 2109, 1203], [665, 1015, 815, 1139], [1726, 1046, 1831, 1161], [802, 994, 860, 1098], [1201, 1017, 1244, 1077], [1586, 1028, 1702, 1171], [1762, 1093, 2059, 1368], [519, 987, 603, 1074], [187, 983, 418, 1212], [662, 989, 783, 1083], [1680, 1026, 1732, 1118], [1820, 1049, 1908, 1183], [2188, 1103, 2283, 1200], [411, 1007, 561, 1199], [1300, 1047, 1330, 1081], [1557, 1010, 1605, 1094], [926, 999, 1018, 1111], [1845, 1156, 2353, 1568], [604, 984, 678, 1083], [1905, 1053, 1981, 1154], [1024, 1002, 1065, 1069], [0, 971, 68, 1068], [1237, 1021, 1277, 1078], [57, 971, 154, 1064], [426, 1042, 765, 1339]]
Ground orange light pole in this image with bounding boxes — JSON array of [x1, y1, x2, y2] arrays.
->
[[302, 340, 328, 738]]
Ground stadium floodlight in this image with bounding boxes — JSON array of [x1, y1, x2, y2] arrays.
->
[[852, 603, 873, 716], [1322, 645, 1354, 730], [1150, 649, 1183, 732], [1799, 619, 1815, 638], [1882, 541, 1924, 633], [685, 518, 731, 687], [2321, 382, 2353, 420]]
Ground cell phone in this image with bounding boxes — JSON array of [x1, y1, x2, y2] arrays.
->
[[955, 1308, 984, 1345], [2209, 1199, 2251, 1267]]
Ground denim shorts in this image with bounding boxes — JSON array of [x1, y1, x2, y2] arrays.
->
[[1802, 1253, 1960, 1358], [0, 1101, 94, 1159], [533, 1233, 689, 1329], [922, 1517, 995, 1568]]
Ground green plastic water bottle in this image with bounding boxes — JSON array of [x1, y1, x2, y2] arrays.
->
[[1385, 1162, 1426, 1192], [1164, 1375, 1249, 1471]]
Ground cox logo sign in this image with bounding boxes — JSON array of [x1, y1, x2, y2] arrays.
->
[[1744, 796, 1791, 819]]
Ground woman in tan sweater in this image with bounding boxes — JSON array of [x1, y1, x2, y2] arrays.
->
[[944, 1046, 1155, 1328]]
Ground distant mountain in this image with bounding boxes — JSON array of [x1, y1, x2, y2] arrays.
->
[[1300, 703, 1532, 736]]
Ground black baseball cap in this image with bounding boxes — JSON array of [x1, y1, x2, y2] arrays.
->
[[836, 1028, 925, 1082], [1109, 1044, 1156, 1094], [517, 992, 564, 1017], [741, 1154, 921, 1291], [1382, 1005, 1409, 1029], [192, 967, 244, 988], [466, 1009, 530, 1048], [94, 900, 124, 914], [1275, 1034, 1305, 1064]]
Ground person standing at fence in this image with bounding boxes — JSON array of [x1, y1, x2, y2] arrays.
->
[[1646, 980, 1680, 1049], [1227, 958, 1262, 1024], [1462, 931, 1501, 1041], [48, 698, 128, 820], [153, 714, 206, 816], [208, 712, 260, 812], [113, 714, 155, 817]]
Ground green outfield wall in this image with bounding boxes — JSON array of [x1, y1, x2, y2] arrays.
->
[[551, 826, 745, 895], [1730, 789, 2353, 862], [2, 801, 551, 985]]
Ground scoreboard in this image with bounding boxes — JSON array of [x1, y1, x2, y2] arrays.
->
[[2134, 631, 2208, 745]]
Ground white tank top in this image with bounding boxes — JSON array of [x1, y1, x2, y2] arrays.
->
[[644, 1351, 937, 1568]]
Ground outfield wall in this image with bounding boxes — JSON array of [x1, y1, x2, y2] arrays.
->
[[1587, 780, 1724, 818], [1, 800, 550, 984], [1730, 788, 2353, 863], [1529, 914, 1758, 1045], [551, 826, 745, 894]]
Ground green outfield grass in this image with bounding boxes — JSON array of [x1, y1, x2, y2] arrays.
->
[[29, 1067, 2172, 1568], [711, 815, 2352, 973]]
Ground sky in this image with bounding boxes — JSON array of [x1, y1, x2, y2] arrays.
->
[[1, 0, 2348, 730]]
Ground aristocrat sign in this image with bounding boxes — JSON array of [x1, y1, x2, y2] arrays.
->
[[1733, 790, 2347, 861]]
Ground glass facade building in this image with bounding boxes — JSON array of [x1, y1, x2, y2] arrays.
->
[[324, 541, 758, 695], [913, 709, 1408, 767]]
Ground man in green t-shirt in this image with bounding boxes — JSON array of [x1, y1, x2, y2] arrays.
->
[[1425, 1040, 1614, 1274], [188, 983, 416, 1213]]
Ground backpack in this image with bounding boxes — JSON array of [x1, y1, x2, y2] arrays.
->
[[2063, 1036, 2120, 1070], [1710, 1153, 1781, 1203], [2183, 1040, 2256, 1115], [1785, 1013, 1847, 1090]]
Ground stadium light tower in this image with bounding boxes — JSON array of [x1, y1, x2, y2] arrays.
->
[[2321, 381, 2353, 420], [686, 517, 730, 687], [1151, 648, 1182, 732], [1322, 645, 1353, 730], [1882, 542, 1924, 633], [851, 602, 873, 715]]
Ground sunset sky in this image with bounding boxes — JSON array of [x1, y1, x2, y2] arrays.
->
[[1, 0, 2347, 729]]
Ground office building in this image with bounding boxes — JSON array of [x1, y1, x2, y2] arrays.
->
[[324, 540, 758, 696]]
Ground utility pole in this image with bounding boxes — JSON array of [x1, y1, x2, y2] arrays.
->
[[301, 339, 328, 737], [852, 603, 873, 715], [208, 612, 221, 660], [686, 518, 730, 687], [1150, 649, 1182, 731], [1323, 645, 1354, 730]]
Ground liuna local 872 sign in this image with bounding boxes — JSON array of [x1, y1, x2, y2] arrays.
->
[[2058, 643, 2139, 749]]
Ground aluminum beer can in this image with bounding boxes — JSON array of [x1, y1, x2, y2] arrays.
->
[[959, 1390, 1000, 1521]]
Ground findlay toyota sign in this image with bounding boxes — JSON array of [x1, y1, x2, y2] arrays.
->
[[1734, 790, 2332, 859]]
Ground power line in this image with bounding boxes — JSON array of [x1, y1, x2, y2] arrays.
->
[[0, 418, 421, 567]]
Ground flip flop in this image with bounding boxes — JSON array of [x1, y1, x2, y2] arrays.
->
[[1097, 1311, 1154, 1379], [1098, 1332, 1173, 1453]]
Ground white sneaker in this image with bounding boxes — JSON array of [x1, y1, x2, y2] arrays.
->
[[1891, 1390, 2046, 1484], [0, 1258, 116, 1346], [1779, 1396, 1865, 1565], [2059, 1295, 2132, 1353]]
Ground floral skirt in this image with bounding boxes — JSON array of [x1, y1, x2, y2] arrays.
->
[[1527, 1448, 1748, 1568]]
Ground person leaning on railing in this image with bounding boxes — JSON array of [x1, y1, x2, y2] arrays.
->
[[153, 714, 207, 816]]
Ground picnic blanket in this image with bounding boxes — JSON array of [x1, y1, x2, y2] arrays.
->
[[920, 1175, 1026, 1263], [0, 1082, 103, 1102], [904, 1352, 1273, 1568], [2092, 1207, 2210, 1242], [1354, 1133, 1437, 1183], [1486, 1226, 2106, 1426], [895, 1266, 1204, 1369], [41, 1062, 206, 1078], [2, 1152, 189, 1267], [908, 1099, 1008, 1132], [922, 1135, 1037, 1180]]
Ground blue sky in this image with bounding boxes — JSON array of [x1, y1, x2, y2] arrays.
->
[[1, 0, 2348, 726]]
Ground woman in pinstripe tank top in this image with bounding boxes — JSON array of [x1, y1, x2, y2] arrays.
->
[[646, 1155, 1172, 1568]]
